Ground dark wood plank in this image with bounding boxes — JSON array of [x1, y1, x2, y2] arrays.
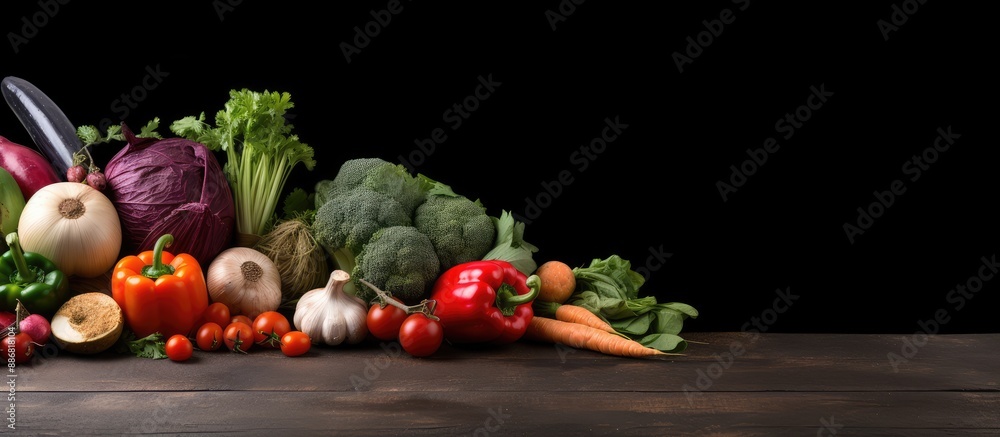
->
[[19, 333, 1000, 393], [13, 391, 1000, 436]]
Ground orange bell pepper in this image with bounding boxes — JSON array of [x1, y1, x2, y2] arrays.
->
[[111, 234, 209, 338]]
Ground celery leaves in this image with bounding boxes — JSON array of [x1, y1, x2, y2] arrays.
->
[[170, 89, 316, 237]]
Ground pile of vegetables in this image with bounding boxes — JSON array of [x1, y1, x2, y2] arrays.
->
[[0, 76, 698, 364]]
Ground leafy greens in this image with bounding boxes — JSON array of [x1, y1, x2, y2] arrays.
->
[[568, 255, 698, 353], [170, 89, 316, 239]]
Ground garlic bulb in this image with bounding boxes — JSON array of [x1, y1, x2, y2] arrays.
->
[[293, 270, 369, 346], [206, 247, 282, 319]]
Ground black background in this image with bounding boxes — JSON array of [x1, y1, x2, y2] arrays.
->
[[1, 1, 995, 334]]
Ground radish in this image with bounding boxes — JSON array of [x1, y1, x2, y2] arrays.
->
[[20, 313, 51, 345], [0, 311, 14, 331]]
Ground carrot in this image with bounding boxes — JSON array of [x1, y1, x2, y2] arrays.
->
[[534, 260, 576, 304], [556, 304, 613, 332], [523, 316, 665, 358], [533, 300, 623, 336]]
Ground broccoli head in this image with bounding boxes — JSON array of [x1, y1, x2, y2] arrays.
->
[[414, 194, 495, 270], [359, 162, 432, 215], [353, 226, 441, 304], [312, 185, 412, 276], [314, 158, 430, 214], [314, 157, 393, 207]]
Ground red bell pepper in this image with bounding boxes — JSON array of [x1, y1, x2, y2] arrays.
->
[[429, 259, 540, 344]]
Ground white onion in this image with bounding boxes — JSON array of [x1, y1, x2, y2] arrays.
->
[[206, 247, 282, 319], [18, 182, 122, 278]]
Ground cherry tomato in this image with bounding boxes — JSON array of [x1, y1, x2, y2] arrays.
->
[[231, 314, 253, 326], [367, 298, 408, 341], [201, 302, 231, 328], [224, 321, 255, 353], [280, 331, 312, 357], [6, 332, 34, 363], [195, 322, 224, 351], [253, 311, 291, 347], [398, 314, 443, 357], [165, 334, 194, 362]]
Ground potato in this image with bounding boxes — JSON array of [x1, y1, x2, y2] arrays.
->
[[535, 260, 577, 304]]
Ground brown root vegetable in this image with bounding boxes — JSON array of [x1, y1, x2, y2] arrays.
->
[[534, 260, 576, 304]]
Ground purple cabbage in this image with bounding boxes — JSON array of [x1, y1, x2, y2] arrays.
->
[[104, 124, 235, 267]]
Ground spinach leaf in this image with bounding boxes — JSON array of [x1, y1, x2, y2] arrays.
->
[[637, 333, 687, 353], [653, 307, 685, 336], [610, 312, 654, 335]]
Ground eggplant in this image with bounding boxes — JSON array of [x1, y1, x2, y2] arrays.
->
[[2, 76, 83, 177]]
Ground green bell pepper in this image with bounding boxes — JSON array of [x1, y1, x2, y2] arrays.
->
[[0, 232, 69, 317]]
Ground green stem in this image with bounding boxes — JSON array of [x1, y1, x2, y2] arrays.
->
[[356, 277, 439, 320], [239, 145, 251, 234], [82, 144, 100, 172], [331, 248, 357, 276], [4, 233, 36, 284], [332, 247, 358, 297], [507, 275, 541, 306], [258, 154, 287, 235], [140, 234, 176, 279], [251, 152, 264, 231], [495, 275, 541, 316]]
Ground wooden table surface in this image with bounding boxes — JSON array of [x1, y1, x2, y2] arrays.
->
[[10, 331, 998, 436]]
